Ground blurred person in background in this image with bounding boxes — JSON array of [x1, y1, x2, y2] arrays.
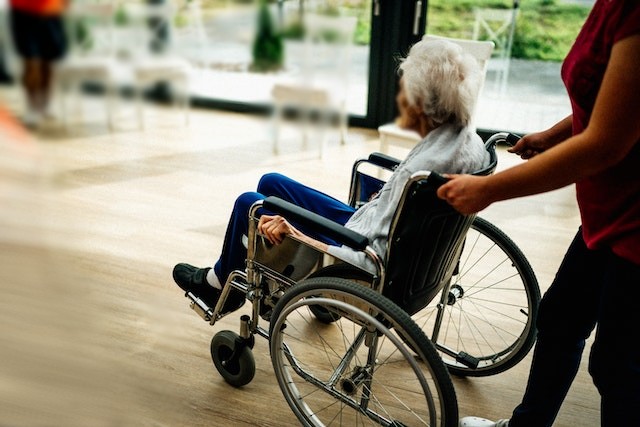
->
[[9, 0, 68, 128]]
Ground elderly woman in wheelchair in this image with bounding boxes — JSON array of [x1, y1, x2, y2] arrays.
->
[[173, 38, 489, 311], [171, 38, 507, 426]]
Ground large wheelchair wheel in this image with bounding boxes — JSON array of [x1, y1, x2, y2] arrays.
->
[[416, 216, 541, 377], [269, 277, 458, 427], [307, 264, 373, 324]]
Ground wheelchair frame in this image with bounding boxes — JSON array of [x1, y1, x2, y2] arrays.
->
[[183, 132, 541, 426], [346, 133, 541, 377]]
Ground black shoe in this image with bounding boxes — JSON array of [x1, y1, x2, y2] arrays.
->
[[172, 263, 245, 313], [173, 263, 220, 306]]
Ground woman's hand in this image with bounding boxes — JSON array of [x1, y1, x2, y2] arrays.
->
[[437, 174, 492, 215], [508, 132, 553, 160], [257, 214, 299, 245], [508, 116, 573, 160]]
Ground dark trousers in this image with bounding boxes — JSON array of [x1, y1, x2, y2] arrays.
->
[[212, 173, 356, 283], [511, 228, 640, 426]]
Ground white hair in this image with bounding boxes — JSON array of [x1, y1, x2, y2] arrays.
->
[[399, 38, 482, 127]]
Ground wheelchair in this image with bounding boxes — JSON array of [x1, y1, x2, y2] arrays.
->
[[183, 132, 541, 426]]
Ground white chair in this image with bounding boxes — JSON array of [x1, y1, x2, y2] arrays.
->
[[171, 0, 209, 69], [56, 2, 122, 130], [473, 4, 519, 94], [271, 13, 357, 158], [377, 35, 494, 154], [0, 3, 18, 83], [118, 2, 193, 129]]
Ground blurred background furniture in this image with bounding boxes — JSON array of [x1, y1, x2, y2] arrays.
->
[[0, 1, 14, 84], [472, 1, 519, 94], [377, 34, 494, 154], [271, 12, 357, 158], [56, 2, 121, 130], [119, 1, 194, 129]]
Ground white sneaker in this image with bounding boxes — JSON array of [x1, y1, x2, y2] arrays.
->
[[459, 417, 510, 427], [41, 110, 58, 123], [22, 110, 42, 129]]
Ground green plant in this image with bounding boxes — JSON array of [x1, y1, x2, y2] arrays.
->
[[114, 6, 129, 27], [250, 0, 284, 72], [510, 3, 590, 60], [72, 18, 93, 51]]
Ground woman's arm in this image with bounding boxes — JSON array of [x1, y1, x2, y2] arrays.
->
[[438, 34, 640, 215]]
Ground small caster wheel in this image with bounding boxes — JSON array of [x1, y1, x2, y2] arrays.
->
[[210, 330, 255, 387]]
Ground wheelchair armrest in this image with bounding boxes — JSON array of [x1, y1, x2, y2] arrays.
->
[[367, 152, 401, 171], [263, 196, 369, 251]]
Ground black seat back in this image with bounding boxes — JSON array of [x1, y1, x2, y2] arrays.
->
[[381, 172, 474, 314], [352, 133, 504, 314]]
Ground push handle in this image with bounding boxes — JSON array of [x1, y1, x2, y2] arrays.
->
[[505, 132, 522, 147]]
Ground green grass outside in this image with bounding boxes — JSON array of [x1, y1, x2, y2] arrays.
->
[[342, 0, 591, 61], [198, 0, 592, 62], [425, 0, 591, 61]]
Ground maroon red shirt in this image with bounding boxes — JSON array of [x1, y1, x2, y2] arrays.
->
[[561, 0, 640, 264], [10, 0, 66, 15]]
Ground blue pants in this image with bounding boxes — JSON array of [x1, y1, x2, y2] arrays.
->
[[510, 228, 640, 427], [212, 173, 356, 283]]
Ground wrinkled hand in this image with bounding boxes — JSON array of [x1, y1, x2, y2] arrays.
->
[[258, 214, 298, 245], [437, 174, 491, 215], [508, 132, 552, 160]]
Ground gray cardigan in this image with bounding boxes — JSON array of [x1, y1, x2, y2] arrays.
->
[[327, 123, 490, 273]]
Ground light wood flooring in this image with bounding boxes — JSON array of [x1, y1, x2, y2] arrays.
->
[[0, 87, 598, 426]]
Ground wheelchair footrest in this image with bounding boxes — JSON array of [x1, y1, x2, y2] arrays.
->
[[186, 292, 214, 322]]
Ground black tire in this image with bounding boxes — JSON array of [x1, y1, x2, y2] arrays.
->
[[269, 277, 458, 427], [210, 330, 256, 387], [415, 216, 541, 377], [307, 303, 342, 324]]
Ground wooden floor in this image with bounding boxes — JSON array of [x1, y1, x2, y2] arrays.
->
[[0, 86, 599, 426]]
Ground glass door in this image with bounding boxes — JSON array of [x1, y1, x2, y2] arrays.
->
[[366, 0, 427, 127], [177, 1, 370, 120], [171, 0, 425, 128]]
